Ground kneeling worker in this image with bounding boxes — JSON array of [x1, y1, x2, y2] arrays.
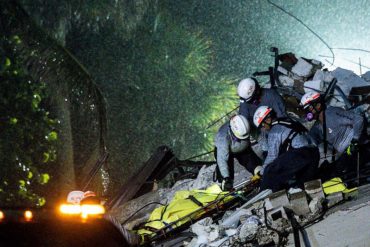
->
[[253, 106, 319, 192], [300, 91, 365, 180], [214, 114, 261, 191]]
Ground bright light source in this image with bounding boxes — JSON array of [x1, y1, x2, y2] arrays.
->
[[59, 204, 82, 215], [80, 204, 105, 219], [0, 211, 4, 221], [24, 210, 33, 221], [59, 204, 105, 218]]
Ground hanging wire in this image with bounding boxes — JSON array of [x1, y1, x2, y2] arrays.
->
[[266, 0, 335, 66], [206, 105, 240, 130], [332, 48, 370, 53], [183, 150, 214, 161]]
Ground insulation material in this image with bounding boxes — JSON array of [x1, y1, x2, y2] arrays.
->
[[332, 67, 370, 96], [291, 58, 314, 77], [304, 79, 323, 93]]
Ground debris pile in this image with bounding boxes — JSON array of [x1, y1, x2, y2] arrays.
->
[[182, 179, 358, 247]]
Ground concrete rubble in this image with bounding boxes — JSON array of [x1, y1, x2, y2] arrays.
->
[[115, 161, 370, 246], [180, 180, 370, 247], [111, 163, 250, 229]]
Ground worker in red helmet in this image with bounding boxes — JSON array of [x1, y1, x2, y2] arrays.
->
[[253, 106, 319, 192], [300, 91, 366, 181]]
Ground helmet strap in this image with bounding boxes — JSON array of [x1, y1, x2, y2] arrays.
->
[[229, 126, 241, 142]]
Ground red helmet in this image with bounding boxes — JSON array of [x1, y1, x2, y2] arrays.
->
[[300, 92, 321, 109], [83, 191, 96, 198]]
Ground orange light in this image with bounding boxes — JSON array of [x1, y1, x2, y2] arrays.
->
[[80, 204, 105, 219], [59, 204, 82, 215], [24, 210, 33, 221], [59, 204, 105, 218], [0, 211, 4, 221]]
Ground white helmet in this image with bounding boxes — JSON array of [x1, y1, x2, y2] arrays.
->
[[253, 106, 272, 127], [237, 78, 257, 101], [67, 190, 85, 205], [300, 92, 321, 109], [230, 115, 250, 140]]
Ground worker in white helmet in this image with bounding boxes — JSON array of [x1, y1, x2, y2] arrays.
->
[[237, 77, 287, 121], [252, 106, 319, 192], [214, 114, 261, 191], [300, 91, 366, 180], [237, 78, 287, 153]]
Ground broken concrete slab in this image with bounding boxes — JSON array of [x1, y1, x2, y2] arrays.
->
[[309, 197, 324, 215], [221, 208, 250, 228], [268, 206, 288, 222], [304, 179, 325, 201], [286, 201, 370, 247], [288, 190, 310, 216], [238, 215, 261, 242], [265, 190, 289, 211], [326, 191, 344, 208], [191, 217, 226, 244]]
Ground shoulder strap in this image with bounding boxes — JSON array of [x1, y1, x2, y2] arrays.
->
[[272, 118, 307, 153], [272, 117, 307, 133]]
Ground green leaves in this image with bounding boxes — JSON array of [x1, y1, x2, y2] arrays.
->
[[0, 45, 57, 207], [39, 174, 50, 185], [46, 131, 58, 141], [103, 13, 237, 167], [32, 93, 41, 110], [9, 117, 18, 125], [4, 57, 11, 67]]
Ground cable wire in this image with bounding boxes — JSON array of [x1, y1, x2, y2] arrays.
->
[[267, 0, 335, 66]]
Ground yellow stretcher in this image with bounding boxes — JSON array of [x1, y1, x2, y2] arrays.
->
[[136, 184, 234, 241], [135, 179, 261, 244]]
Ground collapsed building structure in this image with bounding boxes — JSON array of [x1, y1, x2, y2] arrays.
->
[[107, 50, 370, 246]]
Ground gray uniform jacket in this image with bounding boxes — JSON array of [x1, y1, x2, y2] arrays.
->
[[263, 124, 312, 173], [215, 122, 250, 178], [239, 88, 287, 151], [308, 106, 364, 154], [239, 88, 287, 121]]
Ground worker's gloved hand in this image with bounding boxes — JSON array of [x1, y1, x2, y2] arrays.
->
[[346, 140, 359, 155], [251, 166, 263, 181], [221, 177, 233, 191], [254, 166, 263, 176], [251, 174, 261, 182]]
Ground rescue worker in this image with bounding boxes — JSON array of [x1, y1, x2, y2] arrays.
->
[[253, 106, 319, 192], [237, 77, 287, 121], [237, 78, 287, 153], [66, 190, 85, 205], [214, 114, 261, 191], [300, 91, 365, 179]]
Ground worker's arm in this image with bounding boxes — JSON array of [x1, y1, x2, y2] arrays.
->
[[262, 130, 282, 173], [269, 89, 287, 118], [215, 133, 231, 179]]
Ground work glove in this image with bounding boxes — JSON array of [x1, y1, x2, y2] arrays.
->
[[252, 166, 263, 181], [254, 166, 263, 176], [346, 140, 359, 156], [221, 177, 233, 191]]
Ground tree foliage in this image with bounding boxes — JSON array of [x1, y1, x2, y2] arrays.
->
[[0, 1, 109, 203], [65, 8, 238, 190], [0, 43, 57, 207], [9, 0, 239, 195]]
